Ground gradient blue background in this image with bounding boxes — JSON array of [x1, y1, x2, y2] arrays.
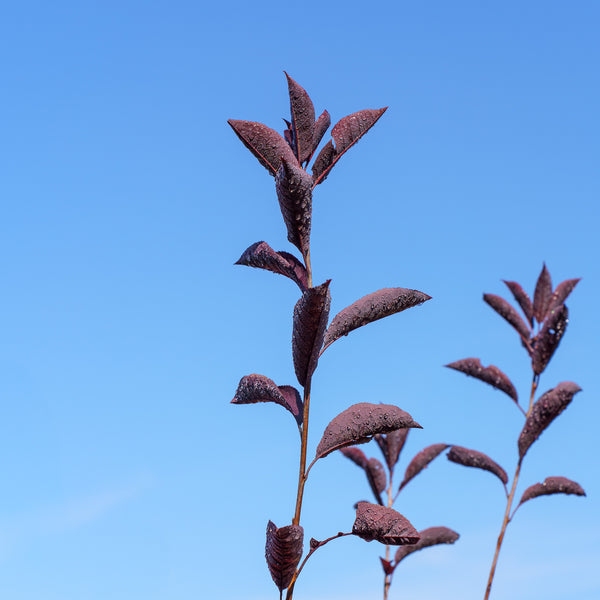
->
[[1, 2, 598, 599]]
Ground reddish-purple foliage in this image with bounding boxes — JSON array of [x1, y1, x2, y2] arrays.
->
[[292, 281, 331, 387], [531, 304, 568, 376], [265, 521, 304, 592], [447, 445, 508, 485], [518, 382, 581, 459], [533, 264, 553, 323], [394, 526, 460, 564], [285, 73, 316, 165], [503, 280, 534, 326], [399, 444, 449, 491], [445, 358, 518, 404], [352, 502, 420, 545], [518, 476, 586, 507], [375, 428, 409, 471], [315, 403, 421, 461]]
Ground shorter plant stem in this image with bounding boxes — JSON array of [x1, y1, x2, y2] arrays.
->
[[483, 376, 537, 600], [383, 470, 394, 600], [285, 532, 352, 600]]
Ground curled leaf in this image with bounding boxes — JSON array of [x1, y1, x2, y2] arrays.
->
[[292, 281, 331, 387], [232, 374, 303, 426], [394, 526, 460, 564], [322, 288, 431, 353], [518, 382, 581, 459], [518, 476, 586, 507], [352, 502, 420, 545], [340, 446, 368, 469], [312, 107, 388, 186], [285, 73, 315, 165], [483, 293, 531, 345], [445, 358, 518, 404], [399, 444, 449, 491], [235, 241, 308, 291], [380, 557, 395, 576], [265, 521, 304, 592], [533, 264, 553, 323], [315, 403, 421, 461], [531, 304, 568, 376], [375, 428, 409, 471], [365, 457, 387, 505], [276, 156, 314, 256], [228, 119, 298, 175], [447, 445, 508, 485], [503, 280, 534, 326]]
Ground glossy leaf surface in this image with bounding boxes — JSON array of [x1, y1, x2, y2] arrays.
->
[[503, 280, 534, 326], [518, 382, 581, 459], [375, 429, 409, 471], [228, 119, 298, 175], [265, 521, 304, 592], [531, 304, 568, 375], [518, 476, 586, 507], [533, 264, 553, 323], [394, 526, 460, 564], [365, 457, 387, 504], [352, 502, 420, 545], [399, 444, 449, 491], [235, 241, 307, 291], [285, 73, 315, 165], [292, 281, 331, 387], [445, 358, 518, 404], [232, 374, 303, 426], [483, 293, 531, 344], [340, 446, 369, 469], [322, 288, 431, 353], [312, 108, 387, 185], [315, 403, 421, 461], [447, 445, 508, 485]]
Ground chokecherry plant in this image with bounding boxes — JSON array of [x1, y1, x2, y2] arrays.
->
[[445, 265, 585, 599], [339, 432, 459, 600], [229, 73, 432, 599]]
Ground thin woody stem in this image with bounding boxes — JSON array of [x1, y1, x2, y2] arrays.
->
[[383, 469, 394, 600], [483, 376, 538, 600]]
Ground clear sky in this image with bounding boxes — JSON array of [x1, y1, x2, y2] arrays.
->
[[1, 2, 599, 599]]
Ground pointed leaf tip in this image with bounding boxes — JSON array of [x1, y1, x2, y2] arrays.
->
[[228, 119, 298, 175], [400, 444, 449, 491], [292, 281, 331, 387], [352, 502, 420, 545], [284, 73, 316, 165], [316, 403, 421, 461], [447, 445, 508, 485], [322, 288, 431, 354], [533, 263, 553, 323], [518, 476, 586, 507], [394, 526, 459, 564], [445, 358, 518, 404], [518, 382, 581, 459]]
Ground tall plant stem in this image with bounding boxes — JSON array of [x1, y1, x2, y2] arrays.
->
[[292, 251, 313, 527], [293, 380, 312, 526], [483, 376, 538, 600], [383, 471, 394, 600]]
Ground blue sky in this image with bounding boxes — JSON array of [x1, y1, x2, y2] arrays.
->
[[1, 1, 599, 599]]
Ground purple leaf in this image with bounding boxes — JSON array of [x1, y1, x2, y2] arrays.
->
[[394, 527, 460, 564], [445, 358, 518, 404], [292, 281, 331, 387], [518, 476, 586, 507], [276, 157, 314, 257], [548, 278, 581, 313], [380, 557, 395, 576], [483, 293, 532, 347], [232, 374, 303, 426], [285, 73, 315, 165], [365, 457, 387, 505], [340, 446, 369, 469], [533, 263, 553, 323], [322, 288, 431, 354], [503, 280, 534, 326], [447, 446, 508, 485], [352, 502, 420, 545], [518, 382, 581, 459], [531, 304, 568, 376], [375, 429, 409, 471], [315, 403, 422, 461], [265, 521, 304, 592], [399, 444, 449, 491], [312, 107, 387, 186], [311, 110, 331, 160], [235, 241, 308, 291], [228, 119, 298, 176]]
